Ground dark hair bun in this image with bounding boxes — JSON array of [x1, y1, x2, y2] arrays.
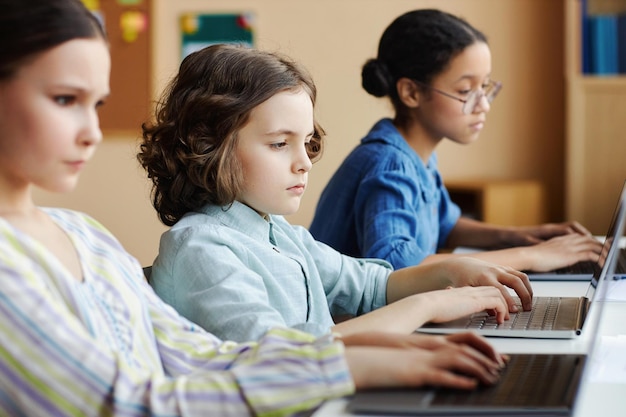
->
[[361, 58, 391, 97]]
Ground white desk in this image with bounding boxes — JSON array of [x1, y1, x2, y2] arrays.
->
[[314, 281, 626, 417]]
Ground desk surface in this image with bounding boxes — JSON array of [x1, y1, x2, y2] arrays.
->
[[313, 281, 626, 417]]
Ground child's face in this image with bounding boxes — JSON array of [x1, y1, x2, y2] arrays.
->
[[235, 88, 314, 217], [0, 38, 110, 195], [417, 41, 493, 145]]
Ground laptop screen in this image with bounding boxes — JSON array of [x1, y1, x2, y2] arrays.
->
[[585, 180, 626, 301]]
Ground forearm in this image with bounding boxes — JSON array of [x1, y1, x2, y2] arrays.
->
[[230, 329, 355, 416], [385, 252, 534, 306], [333, 294, 433, 336], [445, 217, 514, 249], [3, 297, 353, 417], [422, 247, 534, 271], [385, 262, 456, 303], [150, 290, 356, 415]]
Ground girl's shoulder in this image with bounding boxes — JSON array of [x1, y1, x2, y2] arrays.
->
[[43, 208, 112, 236], [43, 208, 127, 253], [165, 204, 267, 249], [0, 207, 111, 243], [355, 143, 425, 176]]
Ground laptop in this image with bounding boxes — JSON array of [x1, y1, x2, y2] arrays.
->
[[524, 260, 598, 281], [453, 245, 597, 281], [346, 211, 623, 417], [525, 182, 626, 281], [416, 181, 626, 339], [458, 181, 626, 282], [454, 246, 599, 282]]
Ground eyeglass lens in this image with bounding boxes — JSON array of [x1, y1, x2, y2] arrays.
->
[[462, 82, 501, 114]]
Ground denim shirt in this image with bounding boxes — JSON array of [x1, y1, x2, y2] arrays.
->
[[150, 201, 391, 342], [310, 118, 461, 269]]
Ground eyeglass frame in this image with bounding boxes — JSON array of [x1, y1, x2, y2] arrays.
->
[[411, 79, 502, 115]]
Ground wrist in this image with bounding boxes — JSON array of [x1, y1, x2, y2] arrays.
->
[[497, 226, 519, 246], [406, 293, 437, 324]]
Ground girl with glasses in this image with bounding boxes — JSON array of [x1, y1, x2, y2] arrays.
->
[[310, 9, 602, 272]]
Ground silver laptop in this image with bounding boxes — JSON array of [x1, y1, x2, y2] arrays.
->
[[346, 209, 623, 417], [453, 245, 597, 281], [524, 260, 598, 281], [454, 247, 600, 282], [525, 181, 626, 281], [533, 239, 626, 280], [417, 181, 626, 339]]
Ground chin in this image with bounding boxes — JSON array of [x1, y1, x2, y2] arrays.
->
[[47, 179, 80, 194], [280, 208, 300, 216], [276, 204, 301, 217], [459, 133, 482, 145]]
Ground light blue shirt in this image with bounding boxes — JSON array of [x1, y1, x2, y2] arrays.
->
[[310, 118, 461, 269], [150, 201, 392, 342]]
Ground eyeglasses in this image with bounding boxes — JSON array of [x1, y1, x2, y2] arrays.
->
[[413, 79, 502, 115]]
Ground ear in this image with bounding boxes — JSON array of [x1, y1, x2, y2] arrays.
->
[[396, 77, 421, 108]]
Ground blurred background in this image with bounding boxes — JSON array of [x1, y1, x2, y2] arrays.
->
[[34, 0, 626, 266]]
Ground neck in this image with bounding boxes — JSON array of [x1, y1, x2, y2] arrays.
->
[[0, 181, 36, 219], [393, 119, 440, 164]]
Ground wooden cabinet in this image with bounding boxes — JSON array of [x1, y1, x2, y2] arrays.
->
[[446, 180, 547, 226], [564, 0, 626, 234]]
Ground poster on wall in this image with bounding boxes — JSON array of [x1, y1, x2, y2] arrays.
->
[[180, 13, 254, 60], [79, 0, 152, 132]]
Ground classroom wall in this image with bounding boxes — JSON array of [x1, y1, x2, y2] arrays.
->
[[34, 0, 565, 266]]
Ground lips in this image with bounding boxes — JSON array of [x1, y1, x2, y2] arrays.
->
[[470, 120, 485, 131], [288, 184, 306, 194], [65, 160, 87, 171]]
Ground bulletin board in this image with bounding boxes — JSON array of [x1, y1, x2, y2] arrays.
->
[[82, 0, 152, 133], [180, 12, 254, 60]]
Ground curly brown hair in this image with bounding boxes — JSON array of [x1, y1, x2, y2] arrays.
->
[[138, 44, 324, 226]]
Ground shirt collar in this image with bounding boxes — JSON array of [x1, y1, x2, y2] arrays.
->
[[362, 118, 439, 169], [197, 201, 277, 245]]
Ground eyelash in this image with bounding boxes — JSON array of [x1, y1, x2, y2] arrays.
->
[[54, 95, 107, 110], [54, 95, 76, 106], [270, 142, 288, 149], [458, 83, 491, 96], [269, 137, 313, 150]]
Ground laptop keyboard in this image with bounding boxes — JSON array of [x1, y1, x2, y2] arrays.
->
[[432, 354, 582, 406], [552, 260, 597, 274], [346, 354, 585, 414], [466, 297, 560, 331], [549, 247, 625, 275]]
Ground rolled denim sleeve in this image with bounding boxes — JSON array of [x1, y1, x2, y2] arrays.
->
[[354, 158, 460, 269]]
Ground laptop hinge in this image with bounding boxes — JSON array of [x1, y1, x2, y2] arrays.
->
[[575, 297, 590, 335]]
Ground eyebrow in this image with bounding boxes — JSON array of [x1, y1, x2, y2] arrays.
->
[[51, 81, 110, 97], [453, 73, 492, 83], [264, 129, 315, 137]]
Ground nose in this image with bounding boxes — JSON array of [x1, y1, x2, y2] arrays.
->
[[80, 108, 103, 146], [294, 144, 313, 173], [472, 93, 491, 114]]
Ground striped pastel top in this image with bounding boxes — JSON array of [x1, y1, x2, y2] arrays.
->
[[0, 208, 353, 416]]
